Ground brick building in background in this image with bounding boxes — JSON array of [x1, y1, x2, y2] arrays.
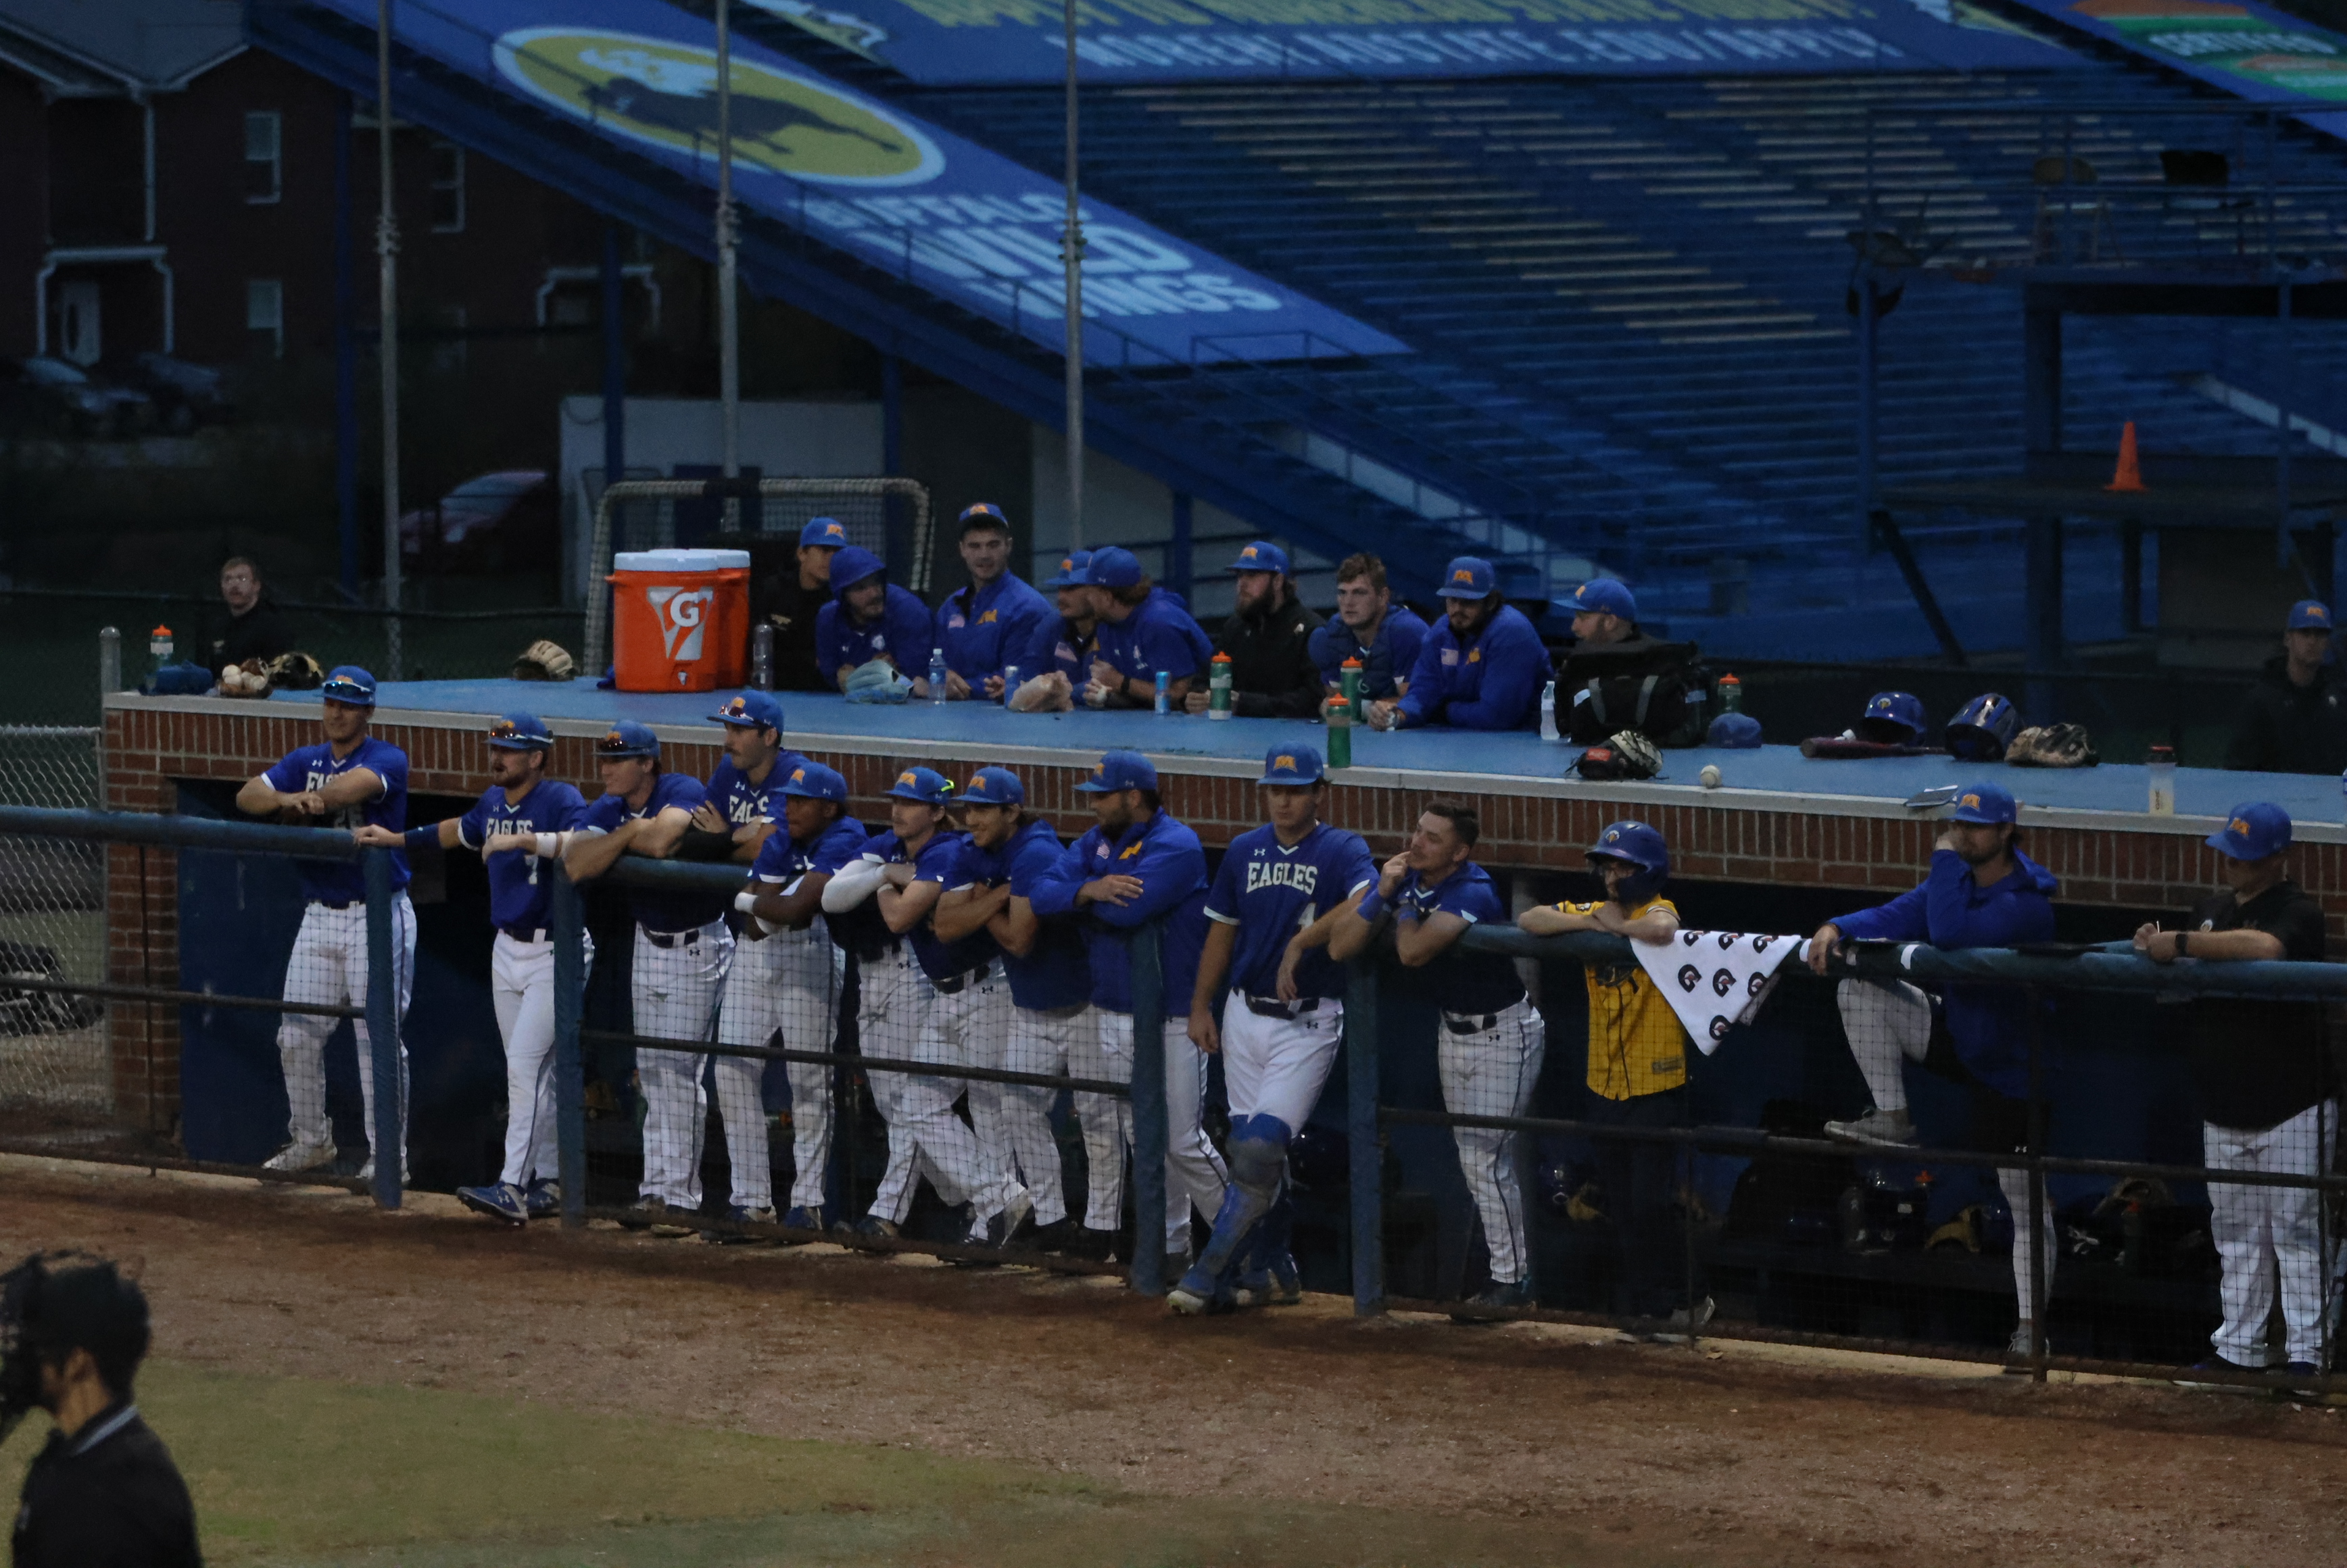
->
[[0, 0, 620, 372]]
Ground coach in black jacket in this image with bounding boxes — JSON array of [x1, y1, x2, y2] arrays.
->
[[2225, 599, 2347, 776], [1182, 541, 1325, 720]]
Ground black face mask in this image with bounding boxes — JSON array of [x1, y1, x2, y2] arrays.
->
[[1608, 868, 1662, 910]]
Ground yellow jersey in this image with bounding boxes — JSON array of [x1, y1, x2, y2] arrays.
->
[[1558, 896, 1689, 1100]]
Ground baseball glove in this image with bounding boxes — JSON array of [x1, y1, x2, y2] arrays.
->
[[512, 639, 576, 682], [1573, 731, 1662, 781], [2005, 723, 2098, 768], [264, 652, 324, 690], [218, 658, 272, 699]]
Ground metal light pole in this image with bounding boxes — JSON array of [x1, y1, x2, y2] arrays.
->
[[375, 0, 403, 679], [716, 0, 742, 528], [1061, 0, 1086, 550]]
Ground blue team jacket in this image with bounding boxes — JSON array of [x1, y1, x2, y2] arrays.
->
[[1834, 848, 2060, 1098], [1394, 604, 1547, 730], [1094, 589, 1215, 689], [937, 573, 1051, 687], [815, 583, 934, 686], [1030, 809, 1209, 1015], [1309, 605, 1428, 700]]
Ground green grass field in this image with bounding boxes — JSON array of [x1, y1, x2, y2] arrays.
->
[[11, 1362, 1595, 1568]]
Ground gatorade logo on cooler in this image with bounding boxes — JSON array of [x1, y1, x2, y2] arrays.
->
[[646, 585, 716, 662]]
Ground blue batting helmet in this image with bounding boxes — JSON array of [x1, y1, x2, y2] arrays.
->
[[1946, 692, 2018, 762], [1856, 691, 1927, 746], [1588, 819, 1669, 879]]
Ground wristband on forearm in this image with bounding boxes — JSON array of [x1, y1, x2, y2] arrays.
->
[[534, 831, 571, 858], [2175, 931, 2189, 957], [403, 825, 437, 851], [1355, 889, 1387, 925]]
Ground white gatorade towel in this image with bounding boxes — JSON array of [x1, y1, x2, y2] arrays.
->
[[1631, 931, 1800, 1055]]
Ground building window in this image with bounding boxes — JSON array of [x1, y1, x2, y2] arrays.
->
[[429, 140, 465, 233], [244, 112, 282, 204], [246, 279, 284, 358]]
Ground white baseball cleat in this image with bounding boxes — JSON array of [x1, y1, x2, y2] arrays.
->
[[355, 1155, 410, 1187], [262, 1139, 335, 1174]]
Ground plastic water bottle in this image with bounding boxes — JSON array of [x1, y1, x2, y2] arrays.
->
[[2148, 743, 2176, 816], [1000, 664, 1019, 709], [1325, 695, 1353, 768], [1539, 679, 1559, 742], [752, 622, 774, 690], [929, 647, 947, 704], [1341, 657, 1363, 723], [1208, 653, 1233, 719], [1154, 669, 1170, 715], [148, 624, 173, 682], [1719, 672, 1743, 714]]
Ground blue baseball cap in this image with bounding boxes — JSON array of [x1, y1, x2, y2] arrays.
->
[[2209, 801, 2292, 860], [320, 665, 377, 705], [829, 545, 886, 595], [800, 516, 850, 548], [1947, 781, 2018, 826], [1043, 549, 1094, 589], [1076, 749, 1158, 793], [885, 765, 953, 804], [1856, 691, 1927, 745], [1566, 578, 1637, 622], [958, 501, 1011, 535], [710, 690, 784, 731], [1588, 819, 1669, 878], [1439, 556, 1496, 599], [1228, 541, 1290, 576], [485, 711, 553, 751], [1087, 547, 1144, 590], [1707, 712, 1762, 749], [777, 760, 847, 804], [594, 720, 660, 760], [2290, 599, 2333, 631], [1256, 744, 1325, 785], [961, 766, 1025, 806]]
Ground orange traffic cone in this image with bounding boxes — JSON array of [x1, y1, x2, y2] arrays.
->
[[2105, 421, 2146, 493]]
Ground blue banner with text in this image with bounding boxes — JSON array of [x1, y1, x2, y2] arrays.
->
[[744, 0, 2082, 84], [319, 0, 1411, 364]]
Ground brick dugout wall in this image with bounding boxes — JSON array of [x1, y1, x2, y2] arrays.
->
[[100, 700, 2347, 1136]]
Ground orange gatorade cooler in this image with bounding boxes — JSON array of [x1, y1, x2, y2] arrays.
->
[[608, 547, 751, 692]]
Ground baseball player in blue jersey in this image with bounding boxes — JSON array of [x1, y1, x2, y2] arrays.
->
[[742, 761, 868, 1236], [936, 504, 1051, 702], [355, 713, 588, 1225], [564, 721, 735, 1235], [815, 547, 934, 694], [1081, 548, 1214, 712], [1369, 557, 1547, 733], [1173, 745, 1376, 1314], [235, 666, 414, 1182], [822, 768, 1030, 1245], [687, 691, 809, 1240], [1007, 550, 1098, 712], [1032, 751, 1229, 1277], [1332, 799, 1545, 1310], [934, 768, 1106, 1255]]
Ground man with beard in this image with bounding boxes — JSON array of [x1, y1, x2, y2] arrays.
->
[[1368, 556, 1545, 732], [1182, 541, 1324, 719], [1805, 782, 2061, 1360]]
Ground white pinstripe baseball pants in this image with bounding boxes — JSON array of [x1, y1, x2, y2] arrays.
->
[[278, 893, 415, 1163], [2206, 1100, 2339, 1367], [1438, 998, 1545, 1288], [490, 929, 593, 1190], [632, 920, 735, 1208]]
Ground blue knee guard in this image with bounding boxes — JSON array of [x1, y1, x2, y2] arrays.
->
[[1193, 1114, 1290, 1282]]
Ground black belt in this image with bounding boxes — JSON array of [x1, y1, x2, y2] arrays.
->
[[1242, 994, 1320, 1021], [851, 938, 903, 962], [1443, 1010, 1502, 1034], [932, 965, 993, 996], [643, 927, 709, 950], [500, 925, 549, 944], [315, 899, 360, 912]]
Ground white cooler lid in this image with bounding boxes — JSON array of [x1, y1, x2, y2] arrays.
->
[[612, 547, 751, 572]]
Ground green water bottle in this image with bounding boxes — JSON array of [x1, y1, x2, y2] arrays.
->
[[1208, 652, 1233, 720], [1325, 694, 1353, 768], [1341, 657, 1363, 724]]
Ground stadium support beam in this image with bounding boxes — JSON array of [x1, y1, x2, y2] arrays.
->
[[334, 90, 358, 599], [601, 225, 626, 525], [2023, 301, 2063, 717]]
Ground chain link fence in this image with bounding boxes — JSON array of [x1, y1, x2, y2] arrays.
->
[[0, 730, 107, 1125]]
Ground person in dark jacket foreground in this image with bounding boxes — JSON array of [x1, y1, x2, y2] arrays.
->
[[1182, 541, 1325, 719], [2225, 599, 2347, 775], [6, 1251, 200, 1568], [1804, 783, 2061, 1360]]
